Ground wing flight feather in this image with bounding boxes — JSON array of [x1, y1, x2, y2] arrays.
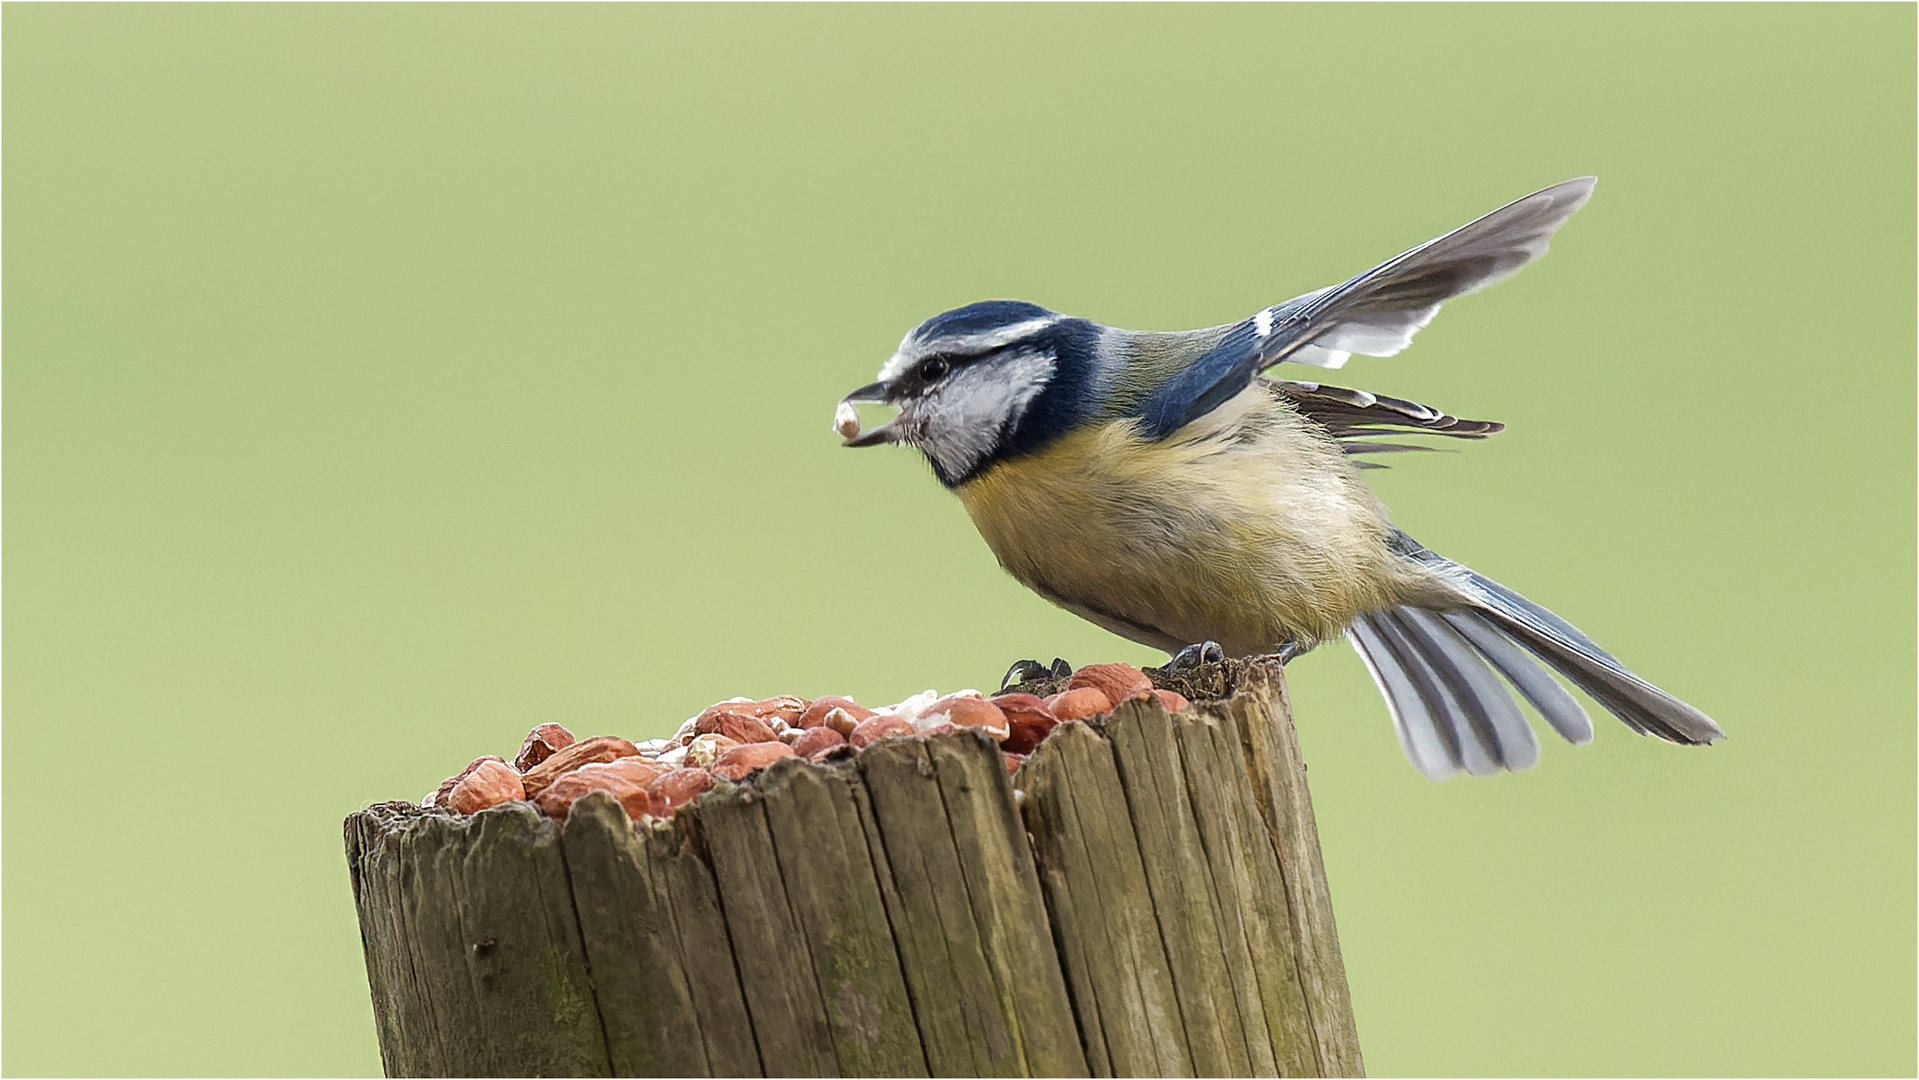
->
[[1273, 378, 1503, 468], [1137, 177, 1594, 439]]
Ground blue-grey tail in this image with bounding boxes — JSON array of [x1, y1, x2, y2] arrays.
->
[[1350, 533, 1723, 781]]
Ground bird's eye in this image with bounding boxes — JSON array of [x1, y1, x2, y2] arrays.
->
[[918, 356, 950, 382]]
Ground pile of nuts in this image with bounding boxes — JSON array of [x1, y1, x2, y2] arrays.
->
[[420, 662, 1189, 824]]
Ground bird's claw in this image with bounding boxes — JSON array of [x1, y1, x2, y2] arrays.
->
[[1001, 657, 1073, 692], [1001, 659, 1049, 691], [1170, 640, 1226, 672]]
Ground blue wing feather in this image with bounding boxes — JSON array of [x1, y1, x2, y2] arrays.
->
[[1133, 178, 1596, 440], [1136, 305, 1311, 439]]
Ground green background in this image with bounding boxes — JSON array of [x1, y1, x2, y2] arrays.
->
[[6, 4, 1913, 1076]]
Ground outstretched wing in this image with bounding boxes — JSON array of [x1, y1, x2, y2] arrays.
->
[[1273, 379, 1503, 470], [1137, 177, 1595, 440]]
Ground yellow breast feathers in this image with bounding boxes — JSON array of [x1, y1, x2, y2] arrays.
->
[[955, 386, 1432, 656]]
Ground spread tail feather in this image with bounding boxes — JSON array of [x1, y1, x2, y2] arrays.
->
[[1350, 609, 1539, 780], [1351, 535, 1722, 779]]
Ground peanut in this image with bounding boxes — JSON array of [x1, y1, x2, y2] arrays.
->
[[924, 695, 1009, 742], [992, 693, 1059, 754], [447, 760, 526, 814], [433, 755, 506, 806], [1067, 662, 1153, 706], [800, 696, 874, 732], [849, 713, 914, 749], [647, 767, 715, 812], [711, 741, 796, 782], [686, 733, 741, 768], [1046, 687, 1113, 721], [519, 736, 641, 799], [713, 710, 780, 745], [791, 726, 845, 759], [534, 758, 665, 822], [514, 723, 576, 772]]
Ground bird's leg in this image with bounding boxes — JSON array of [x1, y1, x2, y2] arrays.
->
[[1170, 640, 1226, 672], [1001, 657, 1075, 693]]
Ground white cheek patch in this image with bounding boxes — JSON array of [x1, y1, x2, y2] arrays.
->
[[917, 350, 1055, 478]]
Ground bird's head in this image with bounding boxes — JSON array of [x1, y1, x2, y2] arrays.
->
[[837, 300, 1099, 487]]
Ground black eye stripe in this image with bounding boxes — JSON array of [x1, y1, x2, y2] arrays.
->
[[908, 335, 1054, 387]]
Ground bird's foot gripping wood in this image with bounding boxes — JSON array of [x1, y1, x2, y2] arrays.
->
[[1170, 640, 1227, 672], [1000, 656, 1073, 693], [1141, 654, 1246, 704], [1142, 639, 1304, 703]]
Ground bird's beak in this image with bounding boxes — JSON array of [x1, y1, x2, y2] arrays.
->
[[835, 382, 904, 447]]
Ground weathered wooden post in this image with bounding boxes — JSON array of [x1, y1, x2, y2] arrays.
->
[[345, 659, 1363, 1077]]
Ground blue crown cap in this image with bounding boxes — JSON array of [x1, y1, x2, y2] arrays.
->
[[911, 300, 1058, 345]]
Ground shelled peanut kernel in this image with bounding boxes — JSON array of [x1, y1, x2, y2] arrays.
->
[[420, 662, 1181, 824]]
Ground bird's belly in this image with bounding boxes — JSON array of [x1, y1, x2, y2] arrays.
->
[[955, 412, 1412, 656]]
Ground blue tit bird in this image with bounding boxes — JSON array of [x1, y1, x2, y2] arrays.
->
[[835, 177, 1722, 780]]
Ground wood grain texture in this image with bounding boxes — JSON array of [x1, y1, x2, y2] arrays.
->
[[921, 733, 1087, 1078], [561, 792, 760, 1077], [694, 780, 842, 1077], [346, 661, 1359, 1078], [348, 804, 451, 1077], [1104, 700, 1256, 1076], [860, 736, 1008, 1076], [754, 757, 928, 1077], [858, 731, 1088, 1078], [1172, 705, 1317, 1077], [1232, 665, 1366, 1077], [346, 801, 611, 1077], [1017, 720, 1192, 1076], [1015, 676, 1363, 1078]]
